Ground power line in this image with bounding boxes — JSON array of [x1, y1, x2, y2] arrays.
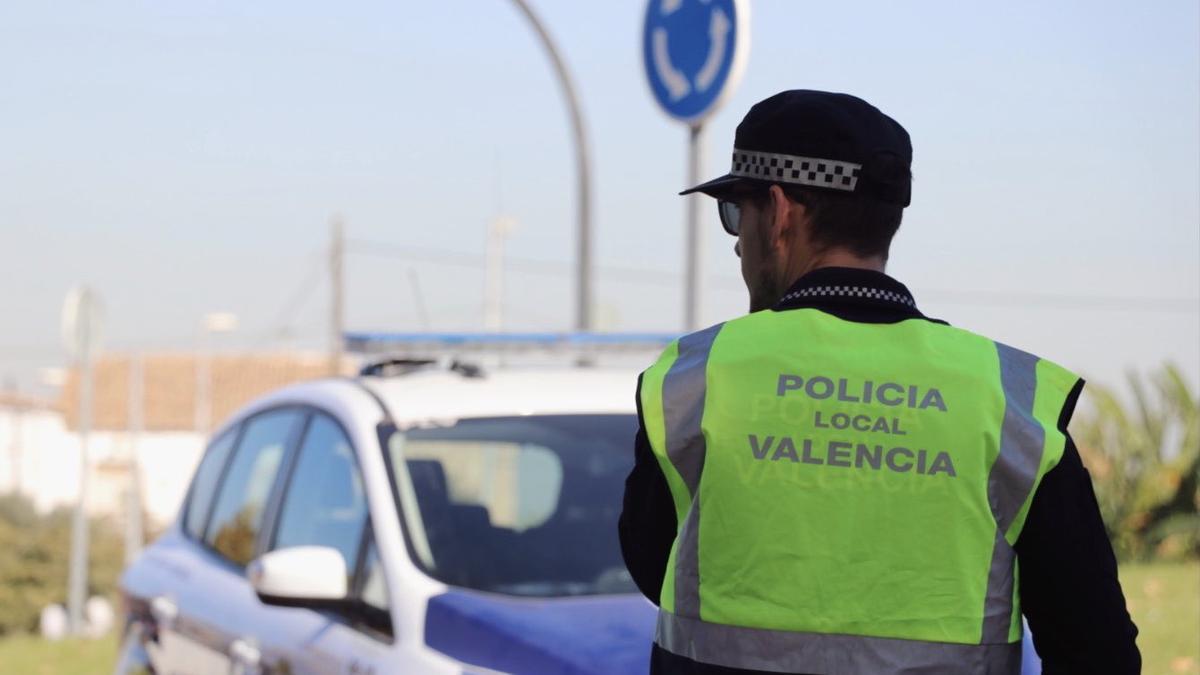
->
[[347, 238, 689, 285], [917, 290, 1199, 314], [254, 253, 325, 349], [345, 238, 1199, 314]]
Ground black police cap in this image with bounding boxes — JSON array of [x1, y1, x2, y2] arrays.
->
[[681, 90, 912, 206]]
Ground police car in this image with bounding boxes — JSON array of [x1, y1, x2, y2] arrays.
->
[[116, 341, 659, 674]]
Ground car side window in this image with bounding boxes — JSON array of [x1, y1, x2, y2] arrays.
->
[[353, 530, 393, 639], [358, 534, 389, 613], [205, 409, 300, 566], [272, 414, 368, 586], [184, 428, 238, 540]]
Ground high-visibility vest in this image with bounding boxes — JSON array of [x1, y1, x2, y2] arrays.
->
[[639, 308, 1080, 674]]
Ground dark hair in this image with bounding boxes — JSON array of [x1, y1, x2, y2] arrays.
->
[[756, 180, 908, 258]]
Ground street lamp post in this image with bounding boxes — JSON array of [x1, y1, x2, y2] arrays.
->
[[504, 0, 593, 333]]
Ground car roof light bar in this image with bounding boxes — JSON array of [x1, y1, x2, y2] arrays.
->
[[344, 331, 680, 355]]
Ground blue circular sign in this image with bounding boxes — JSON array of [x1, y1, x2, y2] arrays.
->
[[642, 0, 749, 124]]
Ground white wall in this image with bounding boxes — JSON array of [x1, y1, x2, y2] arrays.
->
[[131, 432, 206, 526], [0, 406, 204, 528]]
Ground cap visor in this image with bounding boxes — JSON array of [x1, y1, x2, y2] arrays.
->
[[678, 174, 746, 197]]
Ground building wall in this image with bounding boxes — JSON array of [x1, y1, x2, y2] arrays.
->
[[0, 406, 204, 528]]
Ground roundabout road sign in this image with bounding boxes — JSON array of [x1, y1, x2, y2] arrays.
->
[[62, 285, 103, 362], [642, 0, 749, 125]]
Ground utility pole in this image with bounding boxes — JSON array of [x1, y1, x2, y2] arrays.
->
[[5, 378, 21, 495], [485, 217, 516, 332], [68, 316, 94, 634], [62, 285, 102, 636], [330, 216, 345, 375], [196, 313, 237, 436], [195, 330, 209, 435], [125, 354, 144, 565]]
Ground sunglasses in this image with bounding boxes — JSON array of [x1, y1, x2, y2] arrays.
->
[[717, 199, 743, 236], [717, 187, 801, 236]]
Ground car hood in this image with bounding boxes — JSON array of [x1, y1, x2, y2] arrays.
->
[[425, 590, 656, 674]]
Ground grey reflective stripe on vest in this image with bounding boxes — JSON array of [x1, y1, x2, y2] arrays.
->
[[661, 322, 724, 618], [657, 611, 1022, 675], [674, 502, 702, 617], [982, 343, 1045, 642], [982, 528, 1016, 644], [661, 323, 724, 496]]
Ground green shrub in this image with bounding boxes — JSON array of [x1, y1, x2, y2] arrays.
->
[[0, 494, 126, 637], [1072, 363, 1200, 561]]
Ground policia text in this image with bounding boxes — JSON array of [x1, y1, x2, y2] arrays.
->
[[749, 374, 958, 478]]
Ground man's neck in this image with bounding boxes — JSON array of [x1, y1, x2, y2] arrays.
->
[[788, 249, 887, 282]]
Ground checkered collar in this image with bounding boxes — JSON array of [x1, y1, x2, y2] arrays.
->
[[773, 267, 921, 314]]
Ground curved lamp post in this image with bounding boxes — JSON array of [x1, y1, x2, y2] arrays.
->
[[506, 0, 593, 333]]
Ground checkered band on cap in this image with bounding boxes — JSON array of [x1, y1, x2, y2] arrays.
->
[[781, 285, 915, 308], [730, 148, 861, 192]]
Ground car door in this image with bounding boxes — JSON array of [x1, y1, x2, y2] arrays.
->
[[138, 425, 242, 675], [163, 407, 304, 674], [242, 410, 394, 675]]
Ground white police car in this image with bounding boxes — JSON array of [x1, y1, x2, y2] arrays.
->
[[117, 357, 655, 674]]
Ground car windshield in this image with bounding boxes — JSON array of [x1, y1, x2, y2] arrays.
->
[[385, 414, 638, 597]]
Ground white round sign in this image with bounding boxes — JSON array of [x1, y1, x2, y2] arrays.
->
[[62, 285, 104, 361]]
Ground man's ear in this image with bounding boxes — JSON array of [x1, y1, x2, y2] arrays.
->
[[767, 184, 799, 250]]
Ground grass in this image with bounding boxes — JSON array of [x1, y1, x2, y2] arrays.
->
[[0, 560, 1194, 674], [0, 632, 118, 675], [1121, 558, 1200, 675]]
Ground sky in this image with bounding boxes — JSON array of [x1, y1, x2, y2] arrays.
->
[[1, 0, 1198, 400]]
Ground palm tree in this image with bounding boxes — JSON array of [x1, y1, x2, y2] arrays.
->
[[1071, 363, 1199, 560]]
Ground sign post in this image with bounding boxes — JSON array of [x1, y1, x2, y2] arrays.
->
[[643, 0, 749, 330], [62, 286, 103, 635]]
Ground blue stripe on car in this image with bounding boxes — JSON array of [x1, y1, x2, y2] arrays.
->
[[425, 591, 656, 674]]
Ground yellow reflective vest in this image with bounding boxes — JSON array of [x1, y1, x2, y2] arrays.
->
[[639, 308, 1080, 673]]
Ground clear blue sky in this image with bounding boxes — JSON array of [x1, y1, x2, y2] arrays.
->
[[2, 0, 1197, 397]]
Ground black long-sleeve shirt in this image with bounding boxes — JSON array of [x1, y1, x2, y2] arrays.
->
[[618, 267, 1140, 675]]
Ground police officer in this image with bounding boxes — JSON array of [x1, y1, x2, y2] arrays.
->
[[619, 90, 1140, 674]]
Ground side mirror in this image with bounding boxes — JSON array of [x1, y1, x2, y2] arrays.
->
[[248, 546, 348, 608]]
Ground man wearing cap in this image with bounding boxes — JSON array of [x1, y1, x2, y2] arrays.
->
[[619, 90, 1140, 674]]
